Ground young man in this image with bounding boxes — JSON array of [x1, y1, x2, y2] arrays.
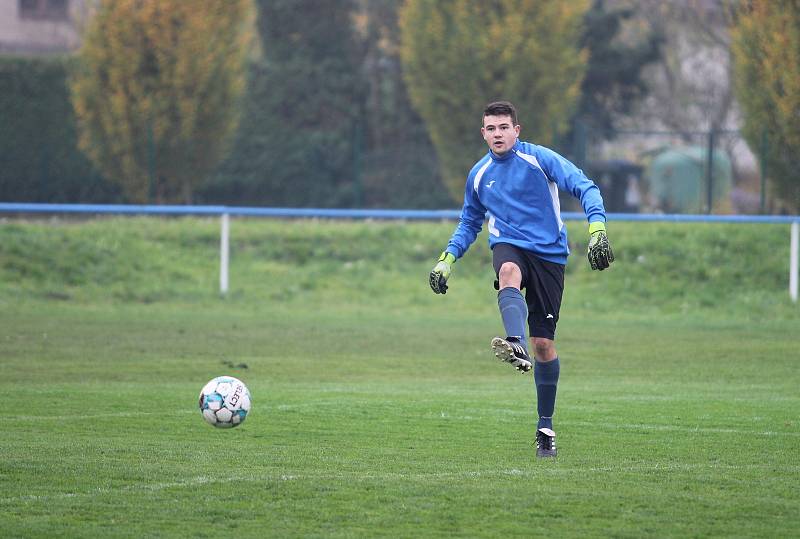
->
[[429, 101, 614, 458]]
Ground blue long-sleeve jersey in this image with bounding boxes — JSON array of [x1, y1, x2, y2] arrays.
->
[[446, 140, 606, 265]]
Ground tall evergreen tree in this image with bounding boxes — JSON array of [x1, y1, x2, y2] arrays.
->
[[576, 0, 663, 136], [213, 0, 367, 207], [356, 0, 453, 208]]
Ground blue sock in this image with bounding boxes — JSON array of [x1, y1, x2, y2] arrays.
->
[[534, 358, 560, 430], [497, 287, 528, 351]]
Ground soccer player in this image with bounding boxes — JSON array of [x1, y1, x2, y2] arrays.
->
[[429, 101, 614, 458]]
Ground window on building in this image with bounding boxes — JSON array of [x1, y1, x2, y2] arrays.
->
[[19, 0, 69, 21]]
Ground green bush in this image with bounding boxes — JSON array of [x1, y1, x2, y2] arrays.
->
[[0, 56, 121, 203]]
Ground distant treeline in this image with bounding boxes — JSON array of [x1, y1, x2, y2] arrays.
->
[[2, 0, 669, 209], [0, 51, 450, 209]]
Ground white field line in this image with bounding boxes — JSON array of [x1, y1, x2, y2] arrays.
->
[[4, 463, 800, 505], [0, 410, 198, 421], [563, 420, 800, 438], [3, 408, 799, 438], [416, 411, 800, 438]]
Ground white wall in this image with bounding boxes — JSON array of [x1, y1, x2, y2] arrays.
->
[[0, 0, 85, 54]]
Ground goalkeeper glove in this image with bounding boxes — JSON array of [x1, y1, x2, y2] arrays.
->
[[588, 221, 614, 271], [429, 251, 456, 294]]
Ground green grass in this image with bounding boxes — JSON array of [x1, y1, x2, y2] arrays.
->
[[0, 217, 798, 537]]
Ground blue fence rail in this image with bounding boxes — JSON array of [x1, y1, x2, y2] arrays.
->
[[1, 203, 798, 301], [1, 202, 800, 224]]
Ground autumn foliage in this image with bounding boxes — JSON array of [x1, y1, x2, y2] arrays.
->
[[70, 0, 255, 203], [399, 0, 589, 201], [732, 0, 800, 211]]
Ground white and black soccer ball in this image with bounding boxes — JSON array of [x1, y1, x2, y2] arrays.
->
[[198, 376, 251, 428]]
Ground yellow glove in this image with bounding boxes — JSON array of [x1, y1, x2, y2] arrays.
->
[[588, 221, 614, 271], [429, 252, 456, 294]]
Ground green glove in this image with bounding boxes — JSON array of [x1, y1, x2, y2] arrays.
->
[[429, 251, 456, 294], [588, 221, 614, 271]]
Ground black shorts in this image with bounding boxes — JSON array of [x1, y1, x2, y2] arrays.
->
[[492, 243, 565, 341]]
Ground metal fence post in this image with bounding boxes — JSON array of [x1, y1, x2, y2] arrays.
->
[[759, 130, 768, 214], [791, 221, 798, 303], [706, 129, 715, 214], [220, 213, 229, 295]]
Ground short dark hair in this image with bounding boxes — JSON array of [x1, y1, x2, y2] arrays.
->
[[483, 101, 517, 125]]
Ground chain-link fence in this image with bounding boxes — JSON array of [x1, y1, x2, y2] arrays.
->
[[558, 125, 771, 216]]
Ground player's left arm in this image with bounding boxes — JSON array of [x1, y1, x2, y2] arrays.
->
[[538, 147, 614, 270]]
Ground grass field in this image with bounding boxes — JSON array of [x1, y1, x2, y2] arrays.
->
[[1, 217, 799, 537]]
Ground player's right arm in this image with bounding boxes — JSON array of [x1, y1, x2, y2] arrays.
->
[[429, 171, 487, 294]]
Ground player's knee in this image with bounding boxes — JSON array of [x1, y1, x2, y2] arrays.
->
[[532, 338, 556, 360], [498, 262, 522, 287]]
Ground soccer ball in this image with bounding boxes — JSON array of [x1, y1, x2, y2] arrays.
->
[[198, 376, 251, 428]]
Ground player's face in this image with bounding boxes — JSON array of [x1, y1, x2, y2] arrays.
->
[[481, 114, 520, 155]]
